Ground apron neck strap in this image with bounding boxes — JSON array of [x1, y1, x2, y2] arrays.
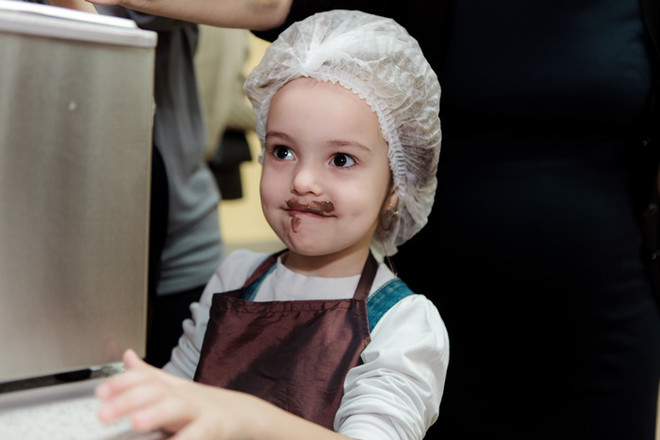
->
[[353, 252, 378, 301], [242, 250, 285, 288]]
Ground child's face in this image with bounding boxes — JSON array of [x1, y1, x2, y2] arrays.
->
[[260, 78, 395, 274]]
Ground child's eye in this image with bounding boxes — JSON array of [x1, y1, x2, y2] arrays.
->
[[273, 145, 294, 161], [332, 153, 356, 168]]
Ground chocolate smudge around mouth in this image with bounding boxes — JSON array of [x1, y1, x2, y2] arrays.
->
[[286, 198, 335, 216]]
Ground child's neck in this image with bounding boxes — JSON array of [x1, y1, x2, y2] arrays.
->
[[282, 249, 371, 278]]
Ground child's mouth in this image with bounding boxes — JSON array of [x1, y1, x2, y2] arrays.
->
[[285, 198, 335, 216], [285, 198, 335, 233]]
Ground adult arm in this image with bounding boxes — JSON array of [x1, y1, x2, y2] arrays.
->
[[94, 5, 186, 32], [30, 0, 98, 13], [86, 0, 292, 30]]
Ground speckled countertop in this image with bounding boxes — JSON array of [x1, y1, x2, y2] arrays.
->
[[0, 365, 166, 440]]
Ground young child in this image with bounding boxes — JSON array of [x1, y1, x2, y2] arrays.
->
[[96, 10, 447, 440]]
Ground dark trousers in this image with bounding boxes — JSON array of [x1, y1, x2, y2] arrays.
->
[[146, 145, 207, 367], [145, 284, 205, 368]]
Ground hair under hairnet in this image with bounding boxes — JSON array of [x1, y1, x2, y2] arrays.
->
[[244, 9, 441, 256]]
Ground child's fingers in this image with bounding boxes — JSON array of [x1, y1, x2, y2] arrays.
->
[[98, 380, 166, 423], [96, 368, 152, 400], [96, 349, 194, 428], [130, 395, 195, 433], [96, 349, 152, 400], [122, 349, 148, 370], [122, 349, 183, 386], [97, 351, 180, 401]]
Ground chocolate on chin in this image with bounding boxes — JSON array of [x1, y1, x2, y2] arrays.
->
[[291, 216, 301, 233]]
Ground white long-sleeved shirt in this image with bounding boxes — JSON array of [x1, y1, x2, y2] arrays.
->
[[164, 249, 449, 440]]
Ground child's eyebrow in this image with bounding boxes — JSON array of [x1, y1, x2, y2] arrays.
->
[[325, 140, 372, 154], [265, 131, 293, 142]]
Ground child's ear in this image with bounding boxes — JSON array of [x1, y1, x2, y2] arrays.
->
[[379, 190, 400, 233], [385, 190, 399, 212]]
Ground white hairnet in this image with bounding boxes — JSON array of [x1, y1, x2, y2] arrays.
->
[[244, 9, 441, 256]]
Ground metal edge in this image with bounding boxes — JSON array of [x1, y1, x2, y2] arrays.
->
[[0, 8, 157, 48]]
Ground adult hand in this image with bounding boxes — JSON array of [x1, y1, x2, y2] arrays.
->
[[96, 349, 265, 439]]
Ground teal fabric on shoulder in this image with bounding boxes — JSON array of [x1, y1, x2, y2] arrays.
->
[[367, 278, 415, 333], [242, 265, 276, 301]]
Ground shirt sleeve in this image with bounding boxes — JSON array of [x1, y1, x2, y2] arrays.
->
[[335, 294, 449, 440], [163, 250, 266, 379]]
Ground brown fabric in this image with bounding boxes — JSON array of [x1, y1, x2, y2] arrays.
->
[[194, 253, 377, 429]]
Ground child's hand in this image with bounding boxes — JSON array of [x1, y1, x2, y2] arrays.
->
[[96, 349, 264, 439]]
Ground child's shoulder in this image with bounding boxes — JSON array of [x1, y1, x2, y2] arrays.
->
[[370, 275, 446, 338], [224, 248, 271, 265], [215, 249, 274, 288]]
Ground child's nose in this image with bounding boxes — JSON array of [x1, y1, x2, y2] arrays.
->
[[291, 162, 322, 195]]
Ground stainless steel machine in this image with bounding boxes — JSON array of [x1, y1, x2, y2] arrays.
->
[[0, 1, 157, 382]]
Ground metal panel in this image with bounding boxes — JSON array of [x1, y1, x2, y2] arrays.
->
[[0, 2, 156, 381]]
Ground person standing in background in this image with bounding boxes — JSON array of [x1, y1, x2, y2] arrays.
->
[[194, 25, 256, 200]]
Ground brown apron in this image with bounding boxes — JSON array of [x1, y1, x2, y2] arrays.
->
[[194, 252, 376, 429]]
